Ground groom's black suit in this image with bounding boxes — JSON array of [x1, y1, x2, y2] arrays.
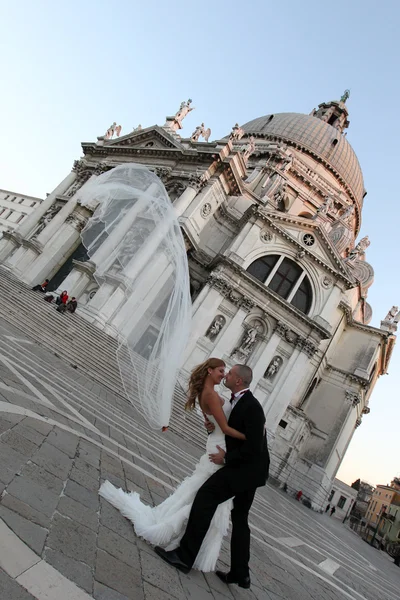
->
[[177, 390, 269, 579]]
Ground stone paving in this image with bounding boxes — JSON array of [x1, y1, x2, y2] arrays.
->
[[0, 319, 399, 600]]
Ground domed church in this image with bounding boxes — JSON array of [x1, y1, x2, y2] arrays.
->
[[0, 93, 396, 508]]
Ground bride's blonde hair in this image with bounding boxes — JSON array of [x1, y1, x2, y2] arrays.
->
[[185, 357, 226, 411]]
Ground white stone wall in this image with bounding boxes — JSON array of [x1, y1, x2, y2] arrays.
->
[[327, 478, 357, 519], [0, 189, 42, 232]]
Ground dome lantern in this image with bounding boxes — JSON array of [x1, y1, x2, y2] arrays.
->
[[310, 90, 351, 134]]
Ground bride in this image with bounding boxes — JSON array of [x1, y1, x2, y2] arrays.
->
[[99, 357, 246, 572]]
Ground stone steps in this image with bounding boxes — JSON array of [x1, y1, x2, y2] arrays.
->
[[0, 267, 206, 449]]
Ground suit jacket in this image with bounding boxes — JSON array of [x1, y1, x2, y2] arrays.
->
[[225, 390, 270, 493]]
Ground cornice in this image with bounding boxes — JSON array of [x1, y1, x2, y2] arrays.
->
[[326, 363, 369, 388], [339, 300, 391, 337]]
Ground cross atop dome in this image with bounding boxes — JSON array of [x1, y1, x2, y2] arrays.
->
[[310, 91, 350, 134]]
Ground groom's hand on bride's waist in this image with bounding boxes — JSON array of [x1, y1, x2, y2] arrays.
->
[[209, 445, 226, 465]]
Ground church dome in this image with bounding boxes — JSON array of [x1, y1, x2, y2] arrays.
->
[[241, 112, 365, 205]]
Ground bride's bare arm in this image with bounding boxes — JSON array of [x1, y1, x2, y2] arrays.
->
[[203, 392, 246, 440]]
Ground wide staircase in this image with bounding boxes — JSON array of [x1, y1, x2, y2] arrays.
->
[[0, 267, 206, 449]]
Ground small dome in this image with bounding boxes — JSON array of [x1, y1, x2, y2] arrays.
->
[[241, 113, 364, 205]]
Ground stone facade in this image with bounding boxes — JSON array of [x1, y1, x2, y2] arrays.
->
[[0, 96, 396, 509], [0, 189, 42, 233]]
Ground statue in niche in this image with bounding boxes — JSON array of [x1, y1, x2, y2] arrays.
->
[[347, 235, 370, 262], [384, 306, 399, 322], [313, 196, 333, 219], [191, 123, 211, 143], [206, 315, 226, 341], [231, 320, 263, 360], [242, 327, 258, 352], [174, 99, 194, 124], [264, 356, 283, 380], [229, 123, 244, 141]]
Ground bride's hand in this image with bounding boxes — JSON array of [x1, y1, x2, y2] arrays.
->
[[204, 415, 215, 433]]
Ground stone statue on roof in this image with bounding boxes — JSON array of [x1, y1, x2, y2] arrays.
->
[[174, 99, 194, 124], [347, 235, 370, 262], [191, 123, 211, 143]]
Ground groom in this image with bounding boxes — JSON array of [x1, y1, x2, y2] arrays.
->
[[155, 364, 269, 589]]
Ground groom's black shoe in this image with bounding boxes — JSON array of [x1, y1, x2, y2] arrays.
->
[[154, 547, 191, 574], [216, 571, 251, 589]]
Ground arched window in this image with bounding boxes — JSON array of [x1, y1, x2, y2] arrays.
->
[[247, 254, 312, 314]]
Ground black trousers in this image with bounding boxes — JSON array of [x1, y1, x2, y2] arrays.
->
[[177, 467, 256, 579]]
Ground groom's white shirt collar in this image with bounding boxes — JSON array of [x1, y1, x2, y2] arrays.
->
[[231, 388, 250, 409]]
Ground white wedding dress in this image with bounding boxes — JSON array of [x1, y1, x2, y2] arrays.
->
[[99, 400, 233, 571]]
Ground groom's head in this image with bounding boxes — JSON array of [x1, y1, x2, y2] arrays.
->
[[224, 364, 253, 394]]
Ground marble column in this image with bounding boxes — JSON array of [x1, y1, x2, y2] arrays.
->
[[264, 348, 310, 432], [56, 261, 95, 298], [89, 182, 159, 269], [212, 306, 248, 360], [122, 213, 175, 282], [111, 254, 172, 335], [36, 176, 95, 247], [23, 220, 83, 286], [251, 332, 281, 389], [19, 172, 77, 238], [173, 186, 198, 217], [183, 286, 224, 362]]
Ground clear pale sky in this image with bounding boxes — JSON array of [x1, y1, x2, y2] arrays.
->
[[0, 0, 398, 487]]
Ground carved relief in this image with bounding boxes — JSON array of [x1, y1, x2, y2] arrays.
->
[[200, 203, 212, 218], [264, 356, 283, 380], [34, 205, 62, 236], [260, 229, 273, 243], [321, 275, 333, 289], [345, 390, 361, 407], [206, 315, 226, 341], [65, 213, 88, 232], [188, 172, 207, 191]]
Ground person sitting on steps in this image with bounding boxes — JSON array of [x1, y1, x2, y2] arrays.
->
[[56, 297, 77, 314], [55, 290, 68, 306], [32, 279, 49, 292]]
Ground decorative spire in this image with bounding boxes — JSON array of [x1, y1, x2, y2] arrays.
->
[[310, 94, 350, 134], [340, 89, 350, 103]]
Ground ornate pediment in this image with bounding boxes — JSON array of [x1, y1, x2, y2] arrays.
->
[[251, 209, 355, 285], [101, 126, 184, 150]]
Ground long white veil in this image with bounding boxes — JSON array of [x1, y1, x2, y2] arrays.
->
[[77, 163, 192, 429]]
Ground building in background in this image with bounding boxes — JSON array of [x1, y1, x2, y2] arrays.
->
[[0, 94, 396, 510], [350, 479, 374, 519], [0, 189, 42, 233], [365, 479, 400, 526], [327, 478, 357, 519]]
